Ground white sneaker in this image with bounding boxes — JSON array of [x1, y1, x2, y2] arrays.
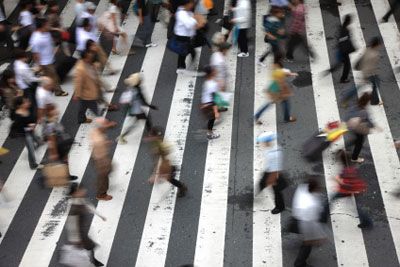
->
[[238, 52, 249, 58], [257, 59, 266, 67], [207, 132, 220, 140], [145, 43, 158, 48], [176, 68, 186, 74], [351, 157, 364, 163]]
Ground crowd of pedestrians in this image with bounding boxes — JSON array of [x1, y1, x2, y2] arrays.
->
[[0, 0, 398, 266]]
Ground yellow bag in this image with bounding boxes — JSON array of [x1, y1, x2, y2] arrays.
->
[[203, 0, 213, 10]]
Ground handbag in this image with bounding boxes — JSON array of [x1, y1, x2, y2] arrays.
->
[[43, 162, 69, 187], [119, 89, 134, 104], [167, 35, 189, 56], [302, 131, 331, 162]]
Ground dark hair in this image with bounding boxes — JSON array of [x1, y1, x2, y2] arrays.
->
[[35, 17, 48, 29], [80, 49, 93, 59], [13, 96, 25, 109], [343, 14, 353, 27], [358, 92, 371, 108], [82, 18, 91, 28], [0, 69, 15, 88], [48, 0, 58, 8], [307, 176, 320, 193], [149, 126, 164, 137], [85, 39, 96, 51], [203, 65, 214, 78], [14, 49, 28, 60], [370, 36, 382, 48]]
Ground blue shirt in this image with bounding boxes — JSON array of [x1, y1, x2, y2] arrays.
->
[[270, 0, 289, 7], [264, 146, 283, 172]]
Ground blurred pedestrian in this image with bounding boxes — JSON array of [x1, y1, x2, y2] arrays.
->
[[0, 69, 22, 113], [292, 177, 327, 267], [90, 117, 114, 201], [381, 0, 400, 23], [17, 1, 35, 50], [258, 7, 285, 67], [0, 2, 14, 52], [76, 18, 96, 52], [322, 14, 355, 83], [81, 1, 98, 36], [107, 0, 128, 54], [36, 77, 55, 124], [150, 0, 163, 22], [136, 0, 158, 47], [210, 41, 231, 91], [232, 0, 251, 57], [65, 184, 106, 266], [75, 0, 87, 26], [117, 72, 157, 144], [14, 50, 39, 104], [257, 131, 287, 214]]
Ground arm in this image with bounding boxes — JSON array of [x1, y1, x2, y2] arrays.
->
[[47, 134, 59, 161], [73, 67, 83, 100]]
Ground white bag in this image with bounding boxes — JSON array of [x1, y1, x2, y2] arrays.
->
[[119, 89, 134, 104], [59, 245, 92, 267]]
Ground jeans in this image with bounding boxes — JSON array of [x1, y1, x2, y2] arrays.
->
[[259, 172, 285, 210], [254, 102, 271, 120], [78, 100, 99, 123], [330, 51, 351, 81], [238, 28, 248, 53], [25, 130, 40, 168], [259, 42, 281, 63], [342, 75, 380, 104], [286, 33, 314, 60], [254, 99, 291, 122], [351, 133, 365, 160], [136, 15, 153, 45]]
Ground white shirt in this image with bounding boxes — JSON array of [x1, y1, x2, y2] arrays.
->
[[36, 86, 54, 109], [14, 60, 39, 90], [264, 146, 283, 172], [29, 31, 55, 65], [76, 27, 97, 51], [75, 2, 86, 25], [292, 184, 323, 222], [233, 0, 251, 29], [19, 10, 34, 27], [81, 11, 98, 36], [210, 51, 228, 86], [202, 79, 219, 104], [174, 7, 196, 37]]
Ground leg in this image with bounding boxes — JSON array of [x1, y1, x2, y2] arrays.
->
[[286, 34, 298, 60], [96, 160, 110, 197], [282, 99, 291, 122], [78, 100, 89, 123], [86, 100, 99, 117], [25, 132, 37, 169], [41, 64, 64, 95], [258, 172, 268, 192], [254, 102, 271, 120], [259, 48, 270, 63], [369, 75, 380, 105], [340, 53, 351, 82], [294, 243, 313, 267], [238, 29, 248, 53], [351, 134, 365, 161], [272, 183, 285, 210], [341, 84, 359, 104], [120, 116, 137, 138], [151, 3, 161, 22], [382, 0, 400, 21], [177, 54, 186, 69]]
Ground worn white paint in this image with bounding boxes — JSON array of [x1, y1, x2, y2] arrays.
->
[[305, 0, 369, 266], [339, 0, 400, 261], [18, 2, 139, 266], [252, 1, 282, 266]]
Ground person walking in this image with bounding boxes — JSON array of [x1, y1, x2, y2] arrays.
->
[[117, 72, 157, 144], [90, 117, 114, 201], [36, 77, 55, 124], [17, 1, 35, 50], [232, 0, 251, 57], [258, 7, 285, 66], [14, 50, 39, 105], [73, 50, 101, 124], [322, 14, 355, 83], [257, 131, 287, 214], [29, 17, 68, 96], [65, 184, 106, 266], [107, 0, 127, 54], [292, 177, 327, 267], [210, 41, 231, 91], [381, 0, 400, 23], [286, 0, 314, 62], [0, 69, 22, 113], [136, 0, 158, 47]]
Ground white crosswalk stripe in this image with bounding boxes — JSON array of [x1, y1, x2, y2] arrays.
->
[[1, 0, 400, 266]]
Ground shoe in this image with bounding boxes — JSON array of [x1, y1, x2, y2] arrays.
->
[[218, 107, 228, 112], [55, 91, 68, 97], [257, 59, 266, 67], [30, 163, 44, 170], [96, 194, 113, 201], [79, 118, 93, 124], [177, 184, 188, 198], [107, 104, 119, 111], [255, 120, 262, 125], [271, 207, 284, 214], [176, 68, 186, 74], [117, 136, 127, 144], [340, 79, 350, 84], [92, 258, 104, 267], [207, 132, 220, 140], [381, 17, 388, 23], [145, 42, 158, 48], [238, 52, 249, 58], [351, 157, 364, 163], [285, 116, 297, 123], [69, 175, 78, 181], [358, 223, 373, 229]]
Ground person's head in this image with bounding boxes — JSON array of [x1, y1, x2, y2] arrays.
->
[[85, 39, 97, 52], [182, 0, 195, 11], [80, 49, 95, 63], [307, 176, 321, 193], [48, 0, 59, 13], [82, 18, 92, 32], [271, 7, 285, 19], [15, 49, 29, 62], [370, 36, 382, 49], [218, 42, 232, 54], [85, 1, 96, 14], [357, 92, 371, 109], [203, 65, 216, 79], [41, 76, 54, 91], [1, 69, 16, 87], [36, 17, 49, 32], [14, 96, 31, 110], [343, 14, 353, 27]]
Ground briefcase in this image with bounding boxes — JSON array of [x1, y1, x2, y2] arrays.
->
[[43, 162, 69, 187]]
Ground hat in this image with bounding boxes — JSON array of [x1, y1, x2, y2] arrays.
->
[[85, 1, 96, 10], [256, 131, 276, 143], [124, 73, 142, 87]]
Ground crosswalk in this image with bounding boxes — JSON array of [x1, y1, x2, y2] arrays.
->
[[1, 0, 400, 266]]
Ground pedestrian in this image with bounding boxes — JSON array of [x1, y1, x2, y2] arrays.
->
[[200, 66, 220, 140], [0, 69, 23, 113], [150, 0, 162, 22], [48, 0, 72, 56], [173, 0, 205, 73], [232, 0, 251, 57], [117, 72, 157, 144], [258, 7, 285, 67], [381, 0, 400, 23], [255, 55, 297, 124], [73, 50, 101, 124], [342, 37, 383, 106], [286, 0, 315, 62], [81, 1, 98, 36], [136, 0, 158, 48], [107, 0, 128, 54], [257, 131, 287, 214], [320, 149, 372, 229], [90, 117, 114, 201], [322, 14, 355, 83], [17, 1, 35, 50], [210, 41, 231, 91], [345, 92, 379, 163], [9, 96, 42, 169], [65, 184, 106, 266], [75, 0, 87, 26], [14, 50, 39, 105], [36, 77, 55, 124], [147, 127, 188, 197], [29, 17, 68, 96], [76, 18, 97, 52], [292, 177, 327, 267], [0, 2, 14, 52]]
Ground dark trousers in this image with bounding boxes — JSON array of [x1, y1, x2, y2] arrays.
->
[[294, 244, 312, 267], [150, 3, 161, 22], [177, 39, 196, 69], [342, 75, 380, 104], [383, 0, 400, 21], [25, 130, 40, 168], [169, 166, 183, 188], [330, 51, 351, 82], [260, 42, 281, 63], [0, 22, 14, 51], [121, 113, 152, 137], [259, 172, 285, 210], [286, 33, 314, 59], [237, 28, 248, 53], [254, 99, 291, 122], [351, 133, 365, 160], [136, 15, 153, 45], [78, 100, 99, 123]]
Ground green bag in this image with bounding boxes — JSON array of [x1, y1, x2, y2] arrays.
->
[[267, 81, 280, 93], [214, 92, 229, 108]]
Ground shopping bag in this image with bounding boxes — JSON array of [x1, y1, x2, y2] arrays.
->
[[43, 162, 69, 187], [214, 92, 229, 108], [119, 89, 134, 104]]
